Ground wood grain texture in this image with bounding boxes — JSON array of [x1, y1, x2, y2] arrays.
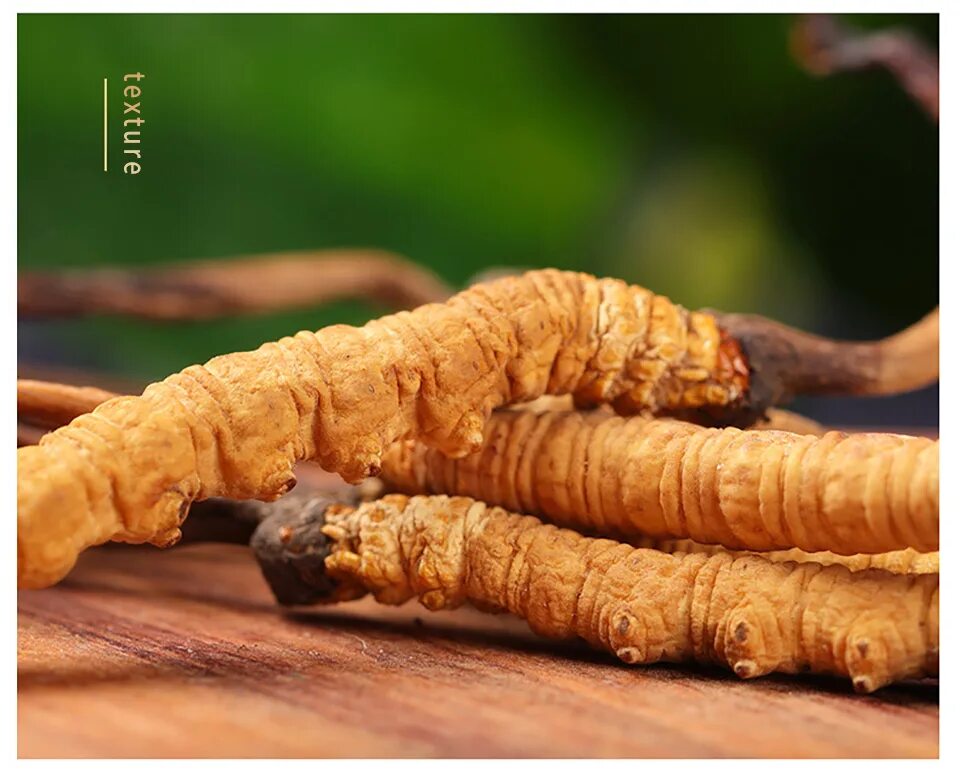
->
[[18, 544, 938, 758]]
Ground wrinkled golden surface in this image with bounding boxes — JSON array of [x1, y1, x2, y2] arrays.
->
[[18, 270, 738, 589], [380, 409, 939, 555], [323, 494, 939, 692]]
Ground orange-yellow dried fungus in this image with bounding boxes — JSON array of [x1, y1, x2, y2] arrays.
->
[[18, 270, 745, 588], [320, 494, 939, 692], [380, 409, 938, 554]]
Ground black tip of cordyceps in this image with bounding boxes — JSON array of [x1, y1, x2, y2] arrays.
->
[[715, 309, 881, 414], [250, 493, 348, 606], [708, 310, 821, 427]]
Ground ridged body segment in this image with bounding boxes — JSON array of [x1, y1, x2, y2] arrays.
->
[[322, 494, 938, 691], [379, 410, 939, 554], [18, 271, 741, 588]]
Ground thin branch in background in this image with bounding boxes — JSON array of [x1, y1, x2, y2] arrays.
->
[[16, 363, 145, 395], [791, 14, 939, 121], [18, 248, 453, 321], [17, 380, 118, 430]]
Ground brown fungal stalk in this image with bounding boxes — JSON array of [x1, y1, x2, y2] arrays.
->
[[261, 493, 937, 692], [792, 14, 939, 120], [713, 306, 939, 412], [17, 249, 452, 321], [17, 270, 938, 589], [380, 409, 938, 555]]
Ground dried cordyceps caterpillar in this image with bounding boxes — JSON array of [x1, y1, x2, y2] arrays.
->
[[245, 495, 924, 579], [232, 492, 938, 599], [380, 410, 938, 554], [179, 493, 938, 585], [16, 270, 735, 588], [254, 493, 937, 692], [17, 270, 937, 588]]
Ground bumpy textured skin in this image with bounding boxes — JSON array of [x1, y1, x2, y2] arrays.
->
[[18, 270, 744, 589], [380, 410, 939, 554], [322, 495, 939, 692], [634, 537, 938, 575]]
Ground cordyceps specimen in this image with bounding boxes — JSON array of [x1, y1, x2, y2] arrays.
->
[[380, 409, 939, 554], [17, 270, 938, 588], [250, 493, 938, 692], [167, 491, 938, 584], [192, 490, 934, 592]]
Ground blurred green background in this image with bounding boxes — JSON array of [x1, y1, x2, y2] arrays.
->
[[18, 13, 938, 425]]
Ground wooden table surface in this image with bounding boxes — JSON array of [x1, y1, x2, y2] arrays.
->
[[18, 540, 938, 758]]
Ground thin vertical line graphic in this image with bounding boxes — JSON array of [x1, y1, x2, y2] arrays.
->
[[103, 78, 108, 172]]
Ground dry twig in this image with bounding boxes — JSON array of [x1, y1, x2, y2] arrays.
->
[[18, 249, 452, 320], [792, 14, 939, 120], [17, 380, 118, 430]]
